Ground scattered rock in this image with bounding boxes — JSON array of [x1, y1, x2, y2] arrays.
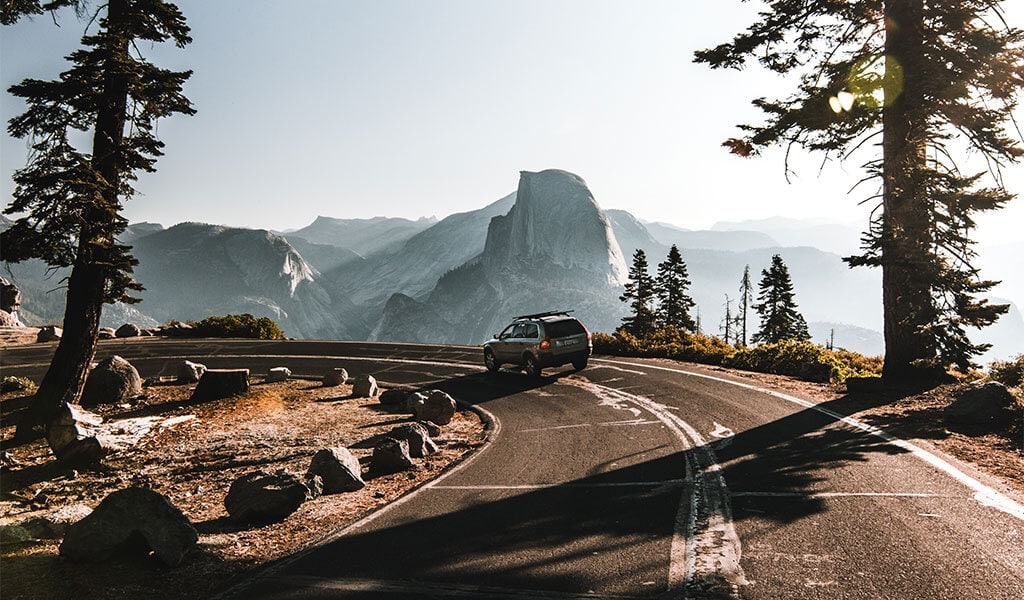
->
[[388, 423, 438, 458], [37, 325, 62, 342], [265, 367, 291, 383], [46, 403, 108, 465], [352, 374, 378, 398], [114, 323, 141, 338], [189, 369, 249, 403], [59, 487, 198, 566], [413, 390, 457, 426], [405, 391, 428, 415], [224, 469, 312, 524], [379, 387, 412, 406], [80, 355, 143, 408], [322, 368, 348, 387], [305, 474, 324, 500], [945, 381, 1020, 427], [98, 327, 117, 340], [306, 447, 365, 494], [370, 437, 414, 474], [176, 360, 207, 384], [418, 420, 442, 437], [0, 309, 23, 327]]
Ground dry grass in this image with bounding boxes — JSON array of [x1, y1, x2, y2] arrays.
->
[[0, 378, 487, 600]]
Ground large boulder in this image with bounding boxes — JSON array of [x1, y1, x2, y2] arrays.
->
[[176, 360, 207, 384], [114, 323, 141, 338], [265, 367, 291, 383], [306, 447, 365, 494], [388, 423, 438, 458], [46, 403, 108, 465], [352, 374, 378, 398], [322, 367, 348, 387], [945, 381, 1020, 427], [59, 487, 198, 567], [412, 390, 457, 426], [370, 437, 414, 474], [80, 355, 142, 408], [224, 470, 316, 524], [379, 387, 412, 407], [36, 325, 62, 342], [189, 369, 249, 403]]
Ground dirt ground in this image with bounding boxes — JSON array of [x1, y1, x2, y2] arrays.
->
[[2, 360, 1022, 599], [0, 377, 488, 600]]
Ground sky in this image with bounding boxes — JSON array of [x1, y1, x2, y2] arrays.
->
[[1, 0, 1022, 246]]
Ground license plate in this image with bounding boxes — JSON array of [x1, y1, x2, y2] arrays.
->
[[557, 339, 578, 347]]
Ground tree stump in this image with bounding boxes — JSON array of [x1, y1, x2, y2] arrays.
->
[[189, 369, 249, 403]]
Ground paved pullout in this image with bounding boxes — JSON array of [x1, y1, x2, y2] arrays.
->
[[5, 341, 1023, 599]]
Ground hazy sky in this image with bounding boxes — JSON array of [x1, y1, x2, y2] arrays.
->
[[2, 0, 1022, 244]]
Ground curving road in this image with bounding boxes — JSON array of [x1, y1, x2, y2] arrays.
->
[[4, 339, 1024, 599]]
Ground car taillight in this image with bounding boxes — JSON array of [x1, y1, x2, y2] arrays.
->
[[540, 339, 550, 350]]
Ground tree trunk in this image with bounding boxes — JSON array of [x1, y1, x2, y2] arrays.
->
[[15, 0, 130, 441], [880, 0, 937, 383]]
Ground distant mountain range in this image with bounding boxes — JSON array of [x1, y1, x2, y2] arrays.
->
[[2, 172, 1022, 362]]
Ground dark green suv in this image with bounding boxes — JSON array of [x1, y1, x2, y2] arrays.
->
[[482, 311, 592, 376]]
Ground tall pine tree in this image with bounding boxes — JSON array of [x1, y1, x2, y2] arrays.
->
[[3, 0, 194, 440], [752, 255, 810, 344], [619, 249, 657, 337], [737, 265, 753, 346], [696, 1, 1023, 380], [654, 244, 697, 332]]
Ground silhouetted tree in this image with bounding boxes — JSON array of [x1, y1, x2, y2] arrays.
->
[[3, 0, 195, 440], [619, 249, 657, 337], [752, 255, 810, 344], [721, 294, 734, 345], [654, 244, 697, 332], [737, 265, 752, 346], [696, 1, 1022, 380]]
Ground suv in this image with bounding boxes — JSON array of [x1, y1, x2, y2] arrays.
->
[[482, 311, 592, 376]]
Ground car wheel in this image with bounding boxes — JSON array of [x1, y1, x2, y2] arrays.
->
[[572, 357, 588, 371], [484, 348, 498, 373], [523, 354, 541, 377]]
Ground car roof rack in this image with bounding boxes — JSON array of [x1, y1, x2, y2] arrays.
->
[[514, 310, 574, 320]]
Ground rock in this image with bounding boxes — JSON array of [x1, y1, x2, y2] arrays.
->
[[80, 355, 143, 408], [379, 387, 412, 406], [388, 423, 438, 458], [46, 403, 107, 465], [418, 420, 442, 437], [306, 447, 365, 494], [370, 437, 414, 474], [945, 381, 1020, 427], [265, 367, 291, 383], [305, 474, 324, 500], [413, 390, 457, 426], [176, 360, 207, 384], [189, 369, 249, 403], [0, 276, 22, 314], [224, 470, 311, 524], [59, 487, 198, 566], [114, 323, 141, 338], [21, 504, 93, 539], [352, 374, 378, 398], [845, 376, 885, 394], [0, 524, 33, 544], [322, 367, 348, 387], [98, 327, 117, 340], [37, 325, 62, 342], [405, 391, 428, 415]]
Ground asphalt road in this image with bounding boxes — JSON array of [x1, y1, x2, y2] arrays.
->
[[4, 339, 1023, 599]]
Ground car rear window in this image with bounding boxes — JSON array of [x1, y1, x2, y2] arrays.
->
[[544, 319, 586, 338]]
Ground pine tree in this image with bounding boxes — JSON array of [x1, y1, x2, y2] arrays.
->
[[695, 1, 1022, 380], [654, 244, 697, 332], [721, 294, 734, 345], [737, 265, 752, 346], [619, 249, 657, 337], [752, 255, 811, 345], [2, 0, 194, 440]]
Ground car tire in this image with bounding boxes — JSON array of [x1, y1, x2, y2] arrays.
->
[[484, 348, 498, 373], [572, 357, 588, 371], [523, 354, 541, 377]]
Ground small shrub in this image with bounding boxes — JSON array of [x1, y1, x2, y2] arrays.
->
[[989, 355, 1024, 388], [591, 327, 736, 366], [190, 314, 285, 340], [725, 339, 880, 383], [1, 376, 35, 393]]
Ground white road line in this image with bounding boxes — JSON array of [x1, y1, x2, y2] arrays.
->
[[519, 419, 661, 432], [592, 358, 1024, 523], [587, 365, 649, 375], [565, 379, 747, 599], [430, 480, 691, 490]]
